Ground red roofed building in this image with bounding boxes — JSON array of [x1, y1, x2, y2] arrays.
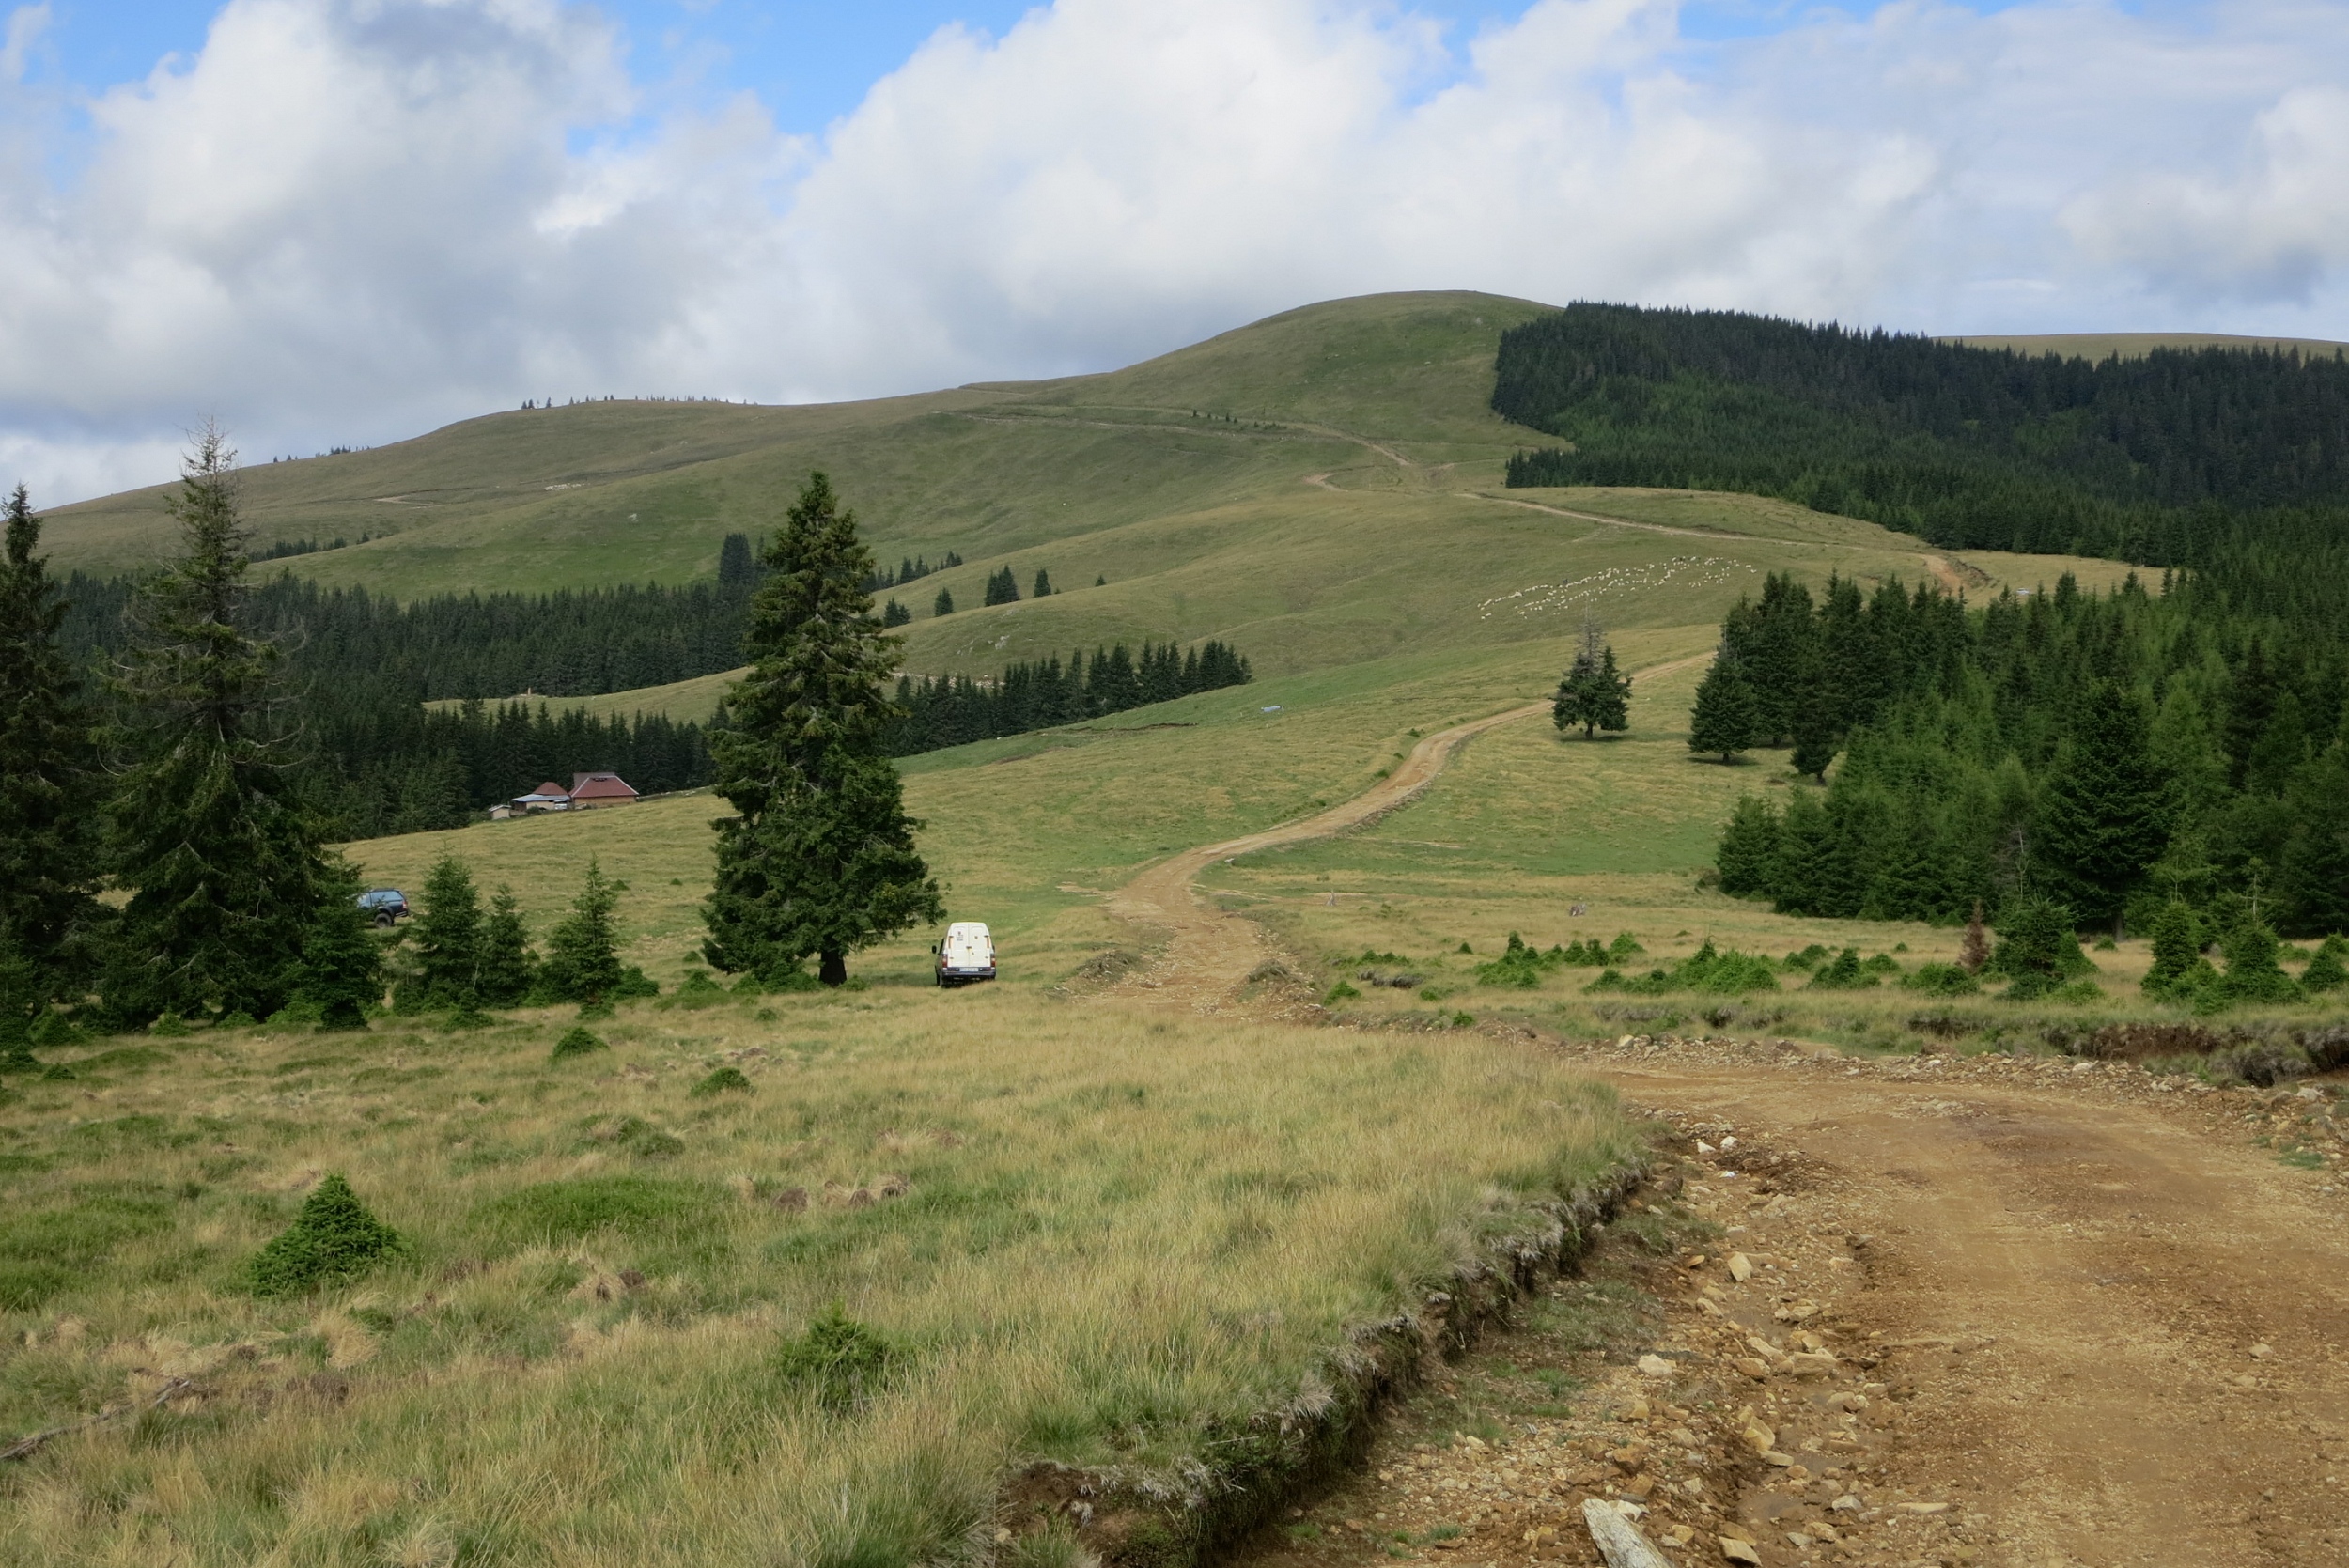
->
[[568, 772, 640, 809]]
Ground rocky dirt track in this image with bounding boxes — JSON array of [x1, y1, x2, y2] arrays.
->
[[1104, 703, 2349, 1567]]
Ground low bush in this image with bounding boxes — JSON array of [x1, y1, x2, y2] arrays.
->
[[772, 1303, 900, 1415], [1901, 962, 1980, 996], [247, 1174, 408, 1297], [1588, 940, 1780, 998], [1475, 932, 1568, 988], [691, 1067, 754, 1097], [1804, 949, 1878, 991]]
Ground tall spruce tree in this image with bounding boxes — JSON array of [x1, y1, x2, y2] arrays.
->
[[409, 856, 484, 1006], [475, 886, 537, 1006], [1688, 643, 1760, 763], [2033, 682, 2170, 939], [1714, 797, 1780, 896], [1552, 616, 1633, 739], [540, 859, 627, 1004], [2279, 743, 2349, 936], [105, 427, 333, 1023], [704, 473, 943, 986], [0, 484, 102, 1008]]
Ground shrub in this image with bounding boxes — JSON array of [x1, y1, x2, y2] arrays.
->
[[691, 1066, 754, 1097], [2210, 920, 2303, 1007], [1586, 940, 1778, 997], [247, 1174, 407, 1296], [27, 1008, 85, 1048], [1475, 933, 1567, 988], [1987, 898, 2092, 1000], [551, 1027, 608, 1061], [1805, 949, 1878, 990], [1781, 943, 1830, 972], [2303, 937, 2349, 994], [1901, 962, 1980, 996], [773, 1303, 899, 1415], [1323, 981, 1360, 1004], [148, 1010, 192, 1037], [662, 970, 729, 1011]]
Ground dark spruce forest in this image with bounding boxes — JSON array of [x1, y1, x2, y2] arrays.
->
[[1493, 306, 2349, 955]]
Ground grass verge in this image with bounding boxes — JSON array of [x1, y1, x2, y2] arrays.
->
[[0, 987, 1636, 1567]]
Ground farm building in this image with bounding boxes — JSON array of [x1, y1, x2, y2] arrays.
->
[[510, 782, 571, 813], [567, 772, 640, 809]]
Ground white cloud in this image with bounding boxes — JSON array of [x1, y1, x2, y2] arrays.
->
[[2, 0, 2346, 509]]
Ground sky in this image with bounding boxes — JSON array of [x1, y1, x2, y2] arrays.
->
[[3, 0, 2346, 505]]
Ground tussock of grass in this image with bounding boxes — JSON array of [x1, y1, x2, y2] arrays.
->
[[0, 990, 1632, 1566]]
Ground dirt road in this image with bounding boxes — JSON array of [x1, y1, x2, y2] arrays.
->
[[1104, 656, 1709, 1009], [1103, 685, 2349, 1565], [1592, 1043, 2349, 1566]]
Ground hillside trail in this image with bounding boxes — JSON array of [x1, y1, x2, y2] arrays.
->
[[1101, 673, 2349, 1566], [1102, 653, 1710, 1014]]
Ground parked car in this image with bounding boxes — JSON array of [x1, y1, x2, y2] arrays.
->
[[356, 888, 409, 926], [933, 922, 996, 986]]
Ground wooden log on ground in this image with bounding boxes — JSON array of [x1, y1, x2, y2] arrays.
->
[[1579, 1498, 1674, 1568]]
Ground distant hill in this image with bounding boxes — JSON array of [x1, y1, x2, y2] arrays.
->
[[1497, 303, 2349, 615], [49, 292, 1977, 688], [52, 291, 2219, 699]]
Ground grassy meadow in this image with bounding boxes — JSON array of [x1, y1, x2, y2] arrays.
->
[[20, 286, 2339, 1564], [1194, 656, 2349, 1056], [48, 291, 2128, 692], [0, 992, 1635, 1566]]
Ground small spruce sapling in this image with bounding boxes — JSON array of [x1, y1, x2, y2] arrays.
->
[[1985, 897, 2088, 1000], [2212, 918, 2301, 1006], [932, 587, 954, 616], [247, 1173, 406, 1296], [2301, 936, 2349, 993], [550, 1026, 607, 1061]]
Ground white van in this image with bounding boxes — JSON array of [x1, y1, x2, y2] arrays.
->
[[934, 923, 996, 986]]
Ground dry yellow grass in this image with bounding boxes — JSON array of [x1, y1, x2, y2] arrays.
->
[[0, 991, 1634, 1566]]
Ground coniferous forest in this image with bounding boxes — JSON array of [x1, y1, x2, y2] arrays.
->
[[1703, 567, 2349, 944], [41, 520, 1247, 839], [1496, 304, 2349, 621], [884, 639, 1251, 753]]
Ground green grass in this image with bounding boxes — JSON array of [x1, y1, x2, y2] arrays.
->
[[53, 291, 2125, 692], [0, 994, 1634, 1567]]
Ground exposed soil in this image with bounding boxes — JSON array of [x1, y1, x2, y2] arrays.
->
[[1105, 704, 2349, 1568]]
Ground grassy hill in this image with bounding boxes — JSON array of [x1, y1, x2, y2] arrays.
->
[[55, 292, 2133, 691], [18, 293, 2335, 1564]]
